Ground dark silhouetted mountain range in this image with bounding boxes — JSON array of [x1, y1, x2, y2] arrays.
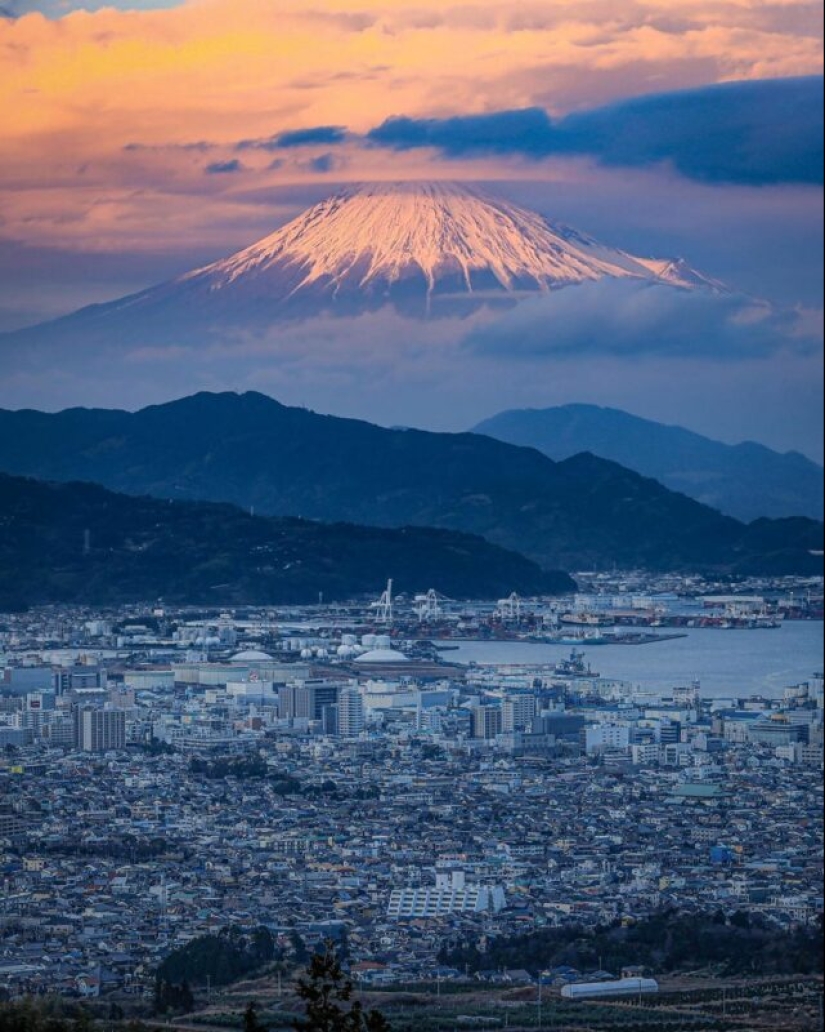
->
[[473, 404, 823, 522], [0, 392, 820, 577]]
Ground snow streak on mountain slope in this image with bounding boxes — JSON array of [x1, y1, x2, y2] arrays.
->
[[175, 182, 721, 304]]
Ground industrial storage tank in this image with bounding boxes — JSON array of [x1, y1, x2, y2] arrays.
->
[[353, 648, 410, 665], [561, 978, 658, 1000]]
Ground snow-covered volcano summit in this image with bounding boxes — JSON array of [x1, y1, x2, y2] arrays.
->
[[0, 181, 736, 413], [178, 181, 719, 308], [3, 181, 724, 358]]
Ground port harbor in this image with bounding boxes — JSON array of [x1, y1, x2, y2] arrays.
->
[[264, 572, 820, 648], [453, 630, 689, 645]]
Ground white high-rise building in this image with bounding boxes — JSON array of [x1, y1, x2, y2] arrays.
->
[[78, 708, 126, 752], [338, 687, 365, 737], [502, 694, 537, 732], [584, 724, 630, 754]]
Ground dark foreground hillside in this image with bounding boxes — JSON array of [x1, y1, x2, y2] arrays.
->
[[0, 473, 574, 611], [440, 909, 824, 978]]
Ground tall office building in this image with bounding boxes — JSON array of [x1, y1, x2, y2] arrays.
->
[[278, 681, 341, 721], [502, 694, 537, 732], [77, 708, 126, 752], [321, 704, 339, 736], [471, 705, 502, 740], [532, 713, 585, 740], [338, 687, 365, 737], [55, 667, 108, 695], [659, 720, 682, 745]]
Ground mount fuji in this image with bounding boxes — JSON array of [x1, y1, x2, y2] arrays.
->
[[175, 181, 720, 307], [2, 182, 721, 347]]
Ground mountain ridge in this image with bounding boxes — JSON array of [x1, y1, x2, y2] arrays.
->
[[473, 403, 823, 522], [0, 391, 820, 576], [0, 471, 574, 611]]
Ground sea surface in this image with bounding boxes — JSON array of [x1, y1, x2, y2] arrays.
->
[[447, 620, 823, 699]]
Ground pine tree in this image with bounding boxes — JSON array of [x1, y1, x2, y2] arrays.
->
[[180, 979, 194, 1014], [153, 978, 168, 1014], [290, 929, 310, 964], [243, 1001, 267, 1032], [292, 943, 391, 1032], [363, 1011, 391, 1032]]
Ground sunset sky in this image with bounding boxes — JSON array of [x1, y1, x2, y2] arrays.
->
[[0, 0, 822, 457]]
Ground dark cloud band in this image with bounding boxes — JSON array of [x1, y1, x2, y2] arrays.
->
[[204, 159, 244, 174], [237, 126, 347, 152], [367, 108, 559, 157], [368, 77, 824, 185]]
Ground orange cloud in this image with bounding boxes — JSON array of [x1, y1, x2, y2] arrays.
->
[[0, 0, 821, 252]]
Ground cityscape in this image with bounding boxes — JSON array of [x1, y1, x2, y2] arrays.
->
[[1, 0, 823, 1029], [0, 573, 822, 1028]]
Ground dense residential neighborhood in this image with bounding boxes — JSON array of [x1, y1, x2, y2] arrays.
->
[[0, 579, 821, 1007]]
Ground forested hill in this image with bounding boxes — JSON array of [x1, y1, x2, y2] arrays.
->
[[0, 472, 574, 611]]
